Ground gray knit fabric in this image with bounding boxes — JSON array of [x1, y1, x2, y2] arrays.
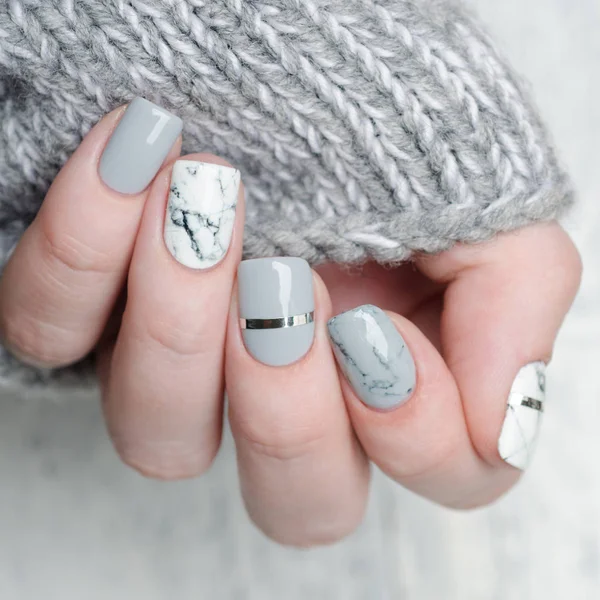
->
[[0, 0, 572, 390]]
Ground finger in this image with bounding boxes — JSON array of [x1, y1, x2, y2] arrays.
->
[[226, 259, 369, 546], [327, 304, 507, 509], [415, 222, 581, 471], [326, 224, 580, 508], [102, 155, 243, 480], [0, 98, 182, 367]]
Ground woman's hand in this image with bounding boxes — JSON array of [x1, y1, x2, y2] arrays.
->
[[0, 101, 582, 546]]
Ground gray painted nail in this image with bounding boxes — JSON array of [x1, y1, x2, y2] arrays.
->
[[99, 97, 182, 194], [237, 257, 315, 366], [164, 160, 240, 269], [327, 304, 416, 410]]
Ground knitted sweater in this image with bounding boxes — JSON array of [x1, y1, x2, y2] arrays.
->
[[0, 0, 572, 390]]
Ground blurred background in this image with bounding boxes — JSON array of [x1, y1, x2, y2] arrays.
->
[[0, 0, 597, 598]]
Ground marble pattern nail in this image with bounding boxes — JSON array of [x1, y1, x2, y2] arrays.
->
[[327, 304, 416, 410], [164, 160, 240, 269], [498, 361, 546, 470]]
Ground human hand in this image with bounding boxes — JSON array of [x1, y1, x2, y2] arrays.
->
[[0, 100, 581, 546]]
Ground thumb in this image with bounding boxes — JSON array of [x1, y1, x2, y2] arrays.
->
[[415, 222, 581, 470]]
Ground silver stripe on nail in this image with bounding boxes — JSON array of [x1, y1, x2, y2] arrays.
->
[[498, 362, 546, 471], [240, 311, 314, 330], [519, 396, 544, 412]]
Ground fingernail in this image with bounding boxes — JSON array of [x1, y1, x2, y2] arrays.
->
[[327, 305, 416, 410], [99, 97, 182, 194], [237, 257, 315, 366], [164, 160, 240, 269], [498, 361, 546, 470]]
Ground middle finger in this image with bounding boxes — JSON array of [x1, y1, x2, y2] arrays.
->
[[226, 259, 370, 546]]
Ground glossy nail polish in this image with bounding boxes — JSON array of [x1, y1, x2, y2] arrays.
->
[[99, 97, 182, 194], [237, 257, 315, 366], [327, 304, 416, 410], [164, 160, 240, 269], [498, 361, 546, 470]]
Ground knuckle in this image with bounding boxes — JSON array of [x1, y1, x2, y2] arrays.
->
[[556, 234, 583, 297], [232, 414, 329, 463], [445, 491, 502, 511], [386, 431, 465, 484], [248, 501, 366, 548], [130, 307, 218, 359], [40, 215, 116, 277], [257, 518, 361, 548], [134, 319, 202, 359], [442, 472, 519, 510], [532, 224, 582, 300], [1, 311, 83, 367]]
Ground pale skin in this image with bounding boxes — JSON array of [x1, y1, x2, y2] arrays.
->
[[0, 106, 582, 546]]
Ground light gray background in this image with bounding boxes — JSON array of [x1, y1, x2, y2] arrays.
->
[[0, 0, 598, 598]]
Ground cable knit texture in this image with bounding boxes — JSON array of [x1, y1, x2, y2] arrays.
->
[[0, 0, 573, 390]]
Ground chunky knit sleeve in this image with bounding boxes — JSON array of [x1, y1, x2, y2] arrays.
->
[[0, 0, 573, 392]]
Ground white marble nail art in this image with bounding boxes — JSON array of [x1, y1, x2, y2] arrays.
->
[[164, 160, 240, 269], [498, 361, 546, 470]]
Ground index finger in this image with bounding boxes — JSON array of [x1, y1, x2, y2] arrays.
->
[[0, 98, 182, 367]]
